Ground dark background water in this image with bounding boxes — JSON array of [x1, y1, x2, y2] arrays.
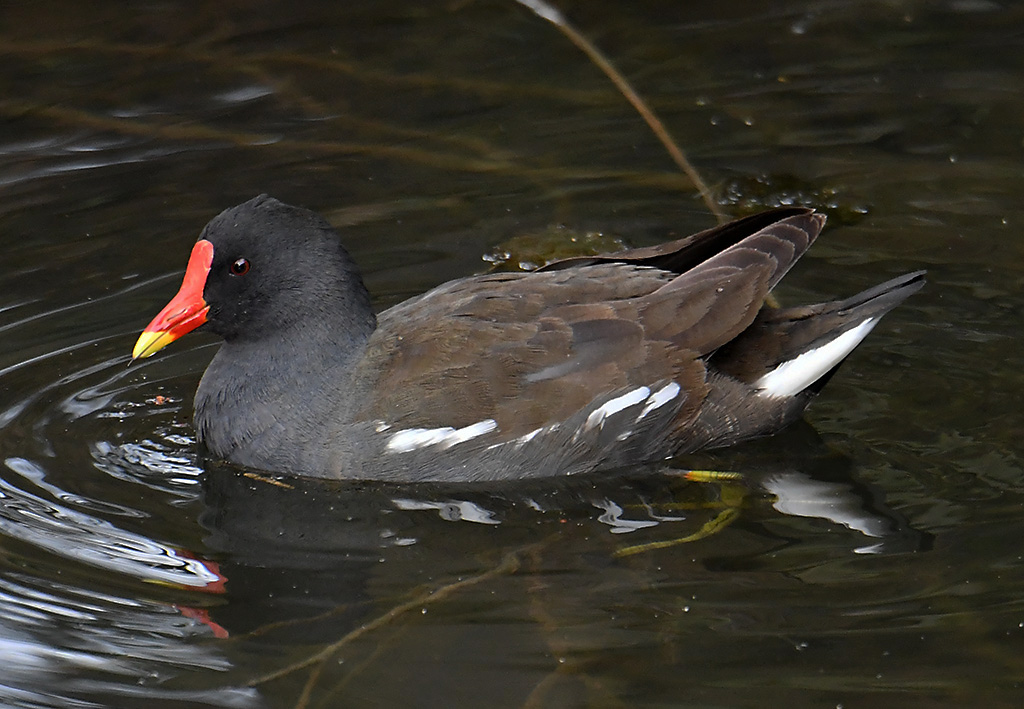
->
[[1, 1, 1022, 707]]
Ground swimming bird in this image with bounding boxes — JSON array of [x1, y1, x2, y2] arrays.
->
[[133, 196, 923, 482]]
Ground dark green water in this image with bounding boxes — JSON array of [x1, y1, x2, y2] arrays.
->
[[1, 1, 1022, 707]]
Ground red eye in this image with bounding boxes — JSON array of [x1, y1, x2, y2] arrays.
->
[[230, 258, 250, 276]]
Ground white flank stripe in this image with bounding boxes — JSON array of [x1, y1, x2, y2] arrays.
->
[[585, 387, 650, 430], [386, 427, 455, 453], [638, 382, 681, 420], [442, 419, 498, 448], [386, 419, 497, 453], [517, 427, 544, 446], [756, 318, 879, 398]]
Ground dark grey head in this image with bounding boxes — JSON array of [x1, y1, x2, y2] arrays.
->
[[197, 195, 375, 344]]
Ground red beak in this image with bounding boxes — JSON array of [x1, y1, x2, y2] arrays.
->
[[132, 240, 214, 359]]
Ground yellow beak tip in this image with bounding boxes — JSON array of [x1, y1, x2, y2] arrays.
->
[[132, 330, 174, 360]]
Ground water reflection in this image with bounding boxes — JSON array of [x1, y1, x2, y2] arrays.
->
[[0, 341, 245, 705], [92, 434, 204, 499], [765, 472, 904, 554], [0, 572, 255, 707], [1, 458, 221, 589], [0, 522, 248, 708], [392, 497, 503, 525]]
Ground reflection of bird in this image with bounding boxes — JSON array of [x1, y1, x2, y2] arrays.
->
[[134, 196, 923, 482]]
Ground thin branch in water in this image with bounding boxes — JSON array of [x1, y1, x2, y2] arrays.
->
[[313, 626, 411, 709], [293, 661, 324, 709], [521, 545, 630, 709], [247, 541, 538, 689], [515, 0, 727, 223]]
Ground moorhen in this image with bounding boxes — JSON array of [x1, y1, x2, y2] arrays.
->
[[133, 196, 923, 482]]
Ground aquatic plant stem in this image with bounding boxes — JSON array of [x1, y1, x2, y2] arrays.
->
[[312, 626, 411, 709], [248, 541, 540, 691], [521, 546, 629, 708], [293, 661, 324, 709], [515, 0, 727, 223]]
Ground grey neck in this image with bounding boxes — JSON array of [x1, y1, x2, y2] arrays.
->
[[193, 322, 371, 473]]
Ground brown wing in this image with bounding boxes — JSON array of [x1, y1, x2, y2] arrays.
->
[[355, 265, 693, 436], [355, 210, 824, 439]]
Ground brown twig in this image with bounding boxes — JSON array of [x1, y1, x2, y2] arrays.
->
[[312, 625, 411, 709], [247, 541, 537, 689], [514, 0, 726, 223], [293, 661, 324, 709], [521, 545, 630, 708]]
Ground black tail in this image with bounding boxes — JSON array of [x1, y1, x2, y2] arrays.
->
[[712, 271, 926, 396]]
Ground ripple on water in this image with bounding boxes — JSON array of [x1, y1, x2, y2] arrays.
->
[[91, 430, 204, 500], [1, 457, 220, 590], [0, 287, 254, 705]]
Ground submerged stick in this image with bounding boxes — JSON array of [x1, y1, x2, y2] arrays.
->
[[521, 546, 630, 709], [515, 0, 727, 223], [248, 542, 537, 690]]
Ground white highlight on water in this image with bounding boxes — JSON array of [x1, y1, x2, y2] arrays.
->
[[391, 498, 500, 525]]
